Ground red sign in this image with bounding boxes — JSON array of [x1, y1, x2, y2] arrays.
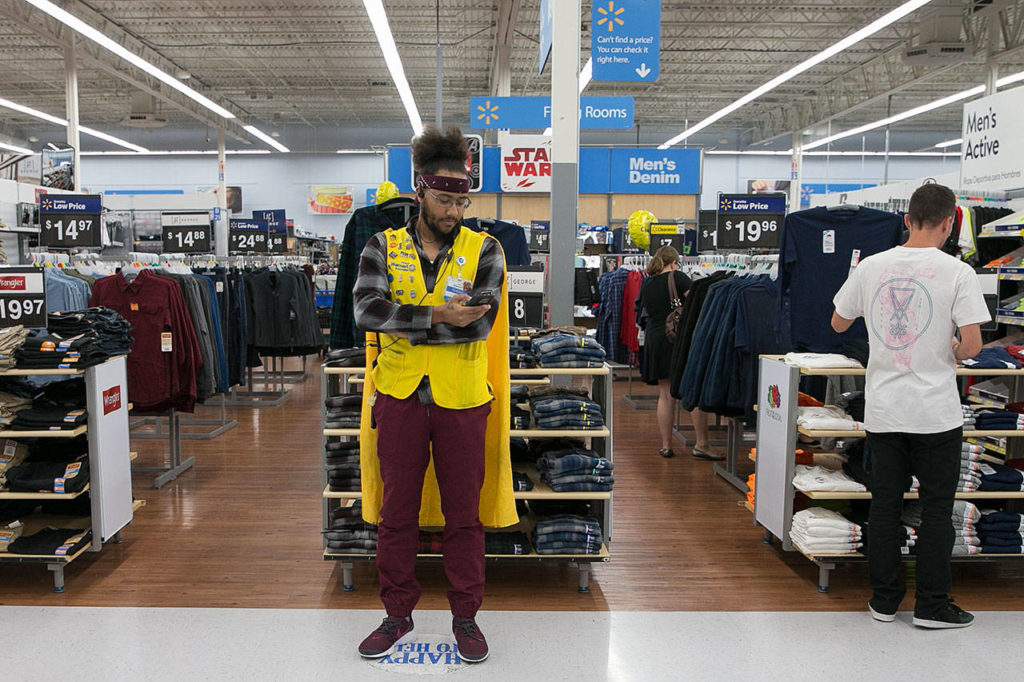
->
[[102, 386, 122, 415], [500, 135, 552, 192], [0, 276, 26, 291]]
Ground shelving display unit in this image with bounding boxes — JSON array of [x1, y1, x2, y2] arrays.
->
[[752, 355, 1024, 593], [0, 355, 134, 591], [320, 363, 613, 593]]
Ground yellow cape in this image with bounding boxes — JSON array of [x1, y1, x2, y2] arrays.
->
[[359, 241, 517, 528]]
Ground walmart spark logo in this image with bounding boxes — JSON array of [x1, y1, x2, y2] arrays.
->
[[476, 100, 499, 125], [719, 198, 732, 211], [41, 198, 53, 210], [596, 1, 625, 31]]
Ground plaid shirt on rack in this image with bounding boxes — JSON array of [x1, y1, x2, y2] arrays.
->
[[353, 223, 504, 346]]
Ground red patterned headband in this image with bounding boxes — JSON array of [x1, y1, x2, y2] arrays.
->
[[417, 174, 470, 194]]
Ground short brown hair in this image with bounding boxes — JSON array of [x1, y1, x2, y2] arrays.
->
[[647, 245, 680, 276], [908, 184, 956, 229], [411, 125, 469, 176]]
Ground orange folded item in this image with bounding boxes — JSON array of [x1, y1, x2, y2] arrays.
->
[[798, 392, 824, 407]]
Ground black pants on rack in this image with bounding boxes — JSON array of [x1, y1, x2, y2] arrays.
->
[[866, 427, 961, 618]]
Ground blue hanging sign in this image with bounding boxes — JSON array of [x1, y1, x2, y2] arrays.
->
[[591, 0, 660, 82], [38, 194, 101, 214], [469, 96, 634, 130]]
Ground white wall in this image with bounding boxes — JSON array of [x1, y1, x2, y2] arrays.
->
[[77, 151, 964, 240], [80, 152, 386, 239]]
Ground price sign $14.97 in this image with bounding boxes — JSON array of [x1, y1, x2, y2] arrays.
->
[[40, 214, 101, 249]]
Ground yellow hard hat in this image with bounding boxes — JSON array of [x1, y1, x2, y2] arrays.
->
[[376, 181, 399, 204], [627, 209, 656, 251]]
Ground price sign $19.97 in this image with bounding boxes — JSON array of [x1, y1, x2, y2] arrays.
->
[[0, 267, 47, 328], [39, 193, 102, 249]]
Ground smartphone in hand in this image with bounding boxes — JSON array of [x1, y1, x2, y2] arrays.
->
[[465, 288, 496, 306]]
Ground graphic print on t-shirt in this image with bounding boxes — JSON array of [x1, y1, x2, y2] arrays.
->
[[869, 277, 934, 351]]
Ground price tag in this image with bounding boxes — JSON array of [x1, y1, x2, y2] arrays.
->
[[529, 221, 550, 253], [648, 223, 693, 256], [38, 194, 102, 249], [229, 219, 270, 254], [508, 292, 543, 328], [716, 194, 785, 250], [162, 213, 212, 254], [254, 210, 288, 254], [0, 266, 47, 327]]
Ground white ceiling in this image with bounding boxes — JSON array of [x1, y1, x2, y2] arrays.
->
[[1, 0, 1023, 152]]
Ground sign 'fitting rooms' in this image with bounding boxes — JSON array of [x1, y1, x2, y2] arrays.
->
[[960, 87, 1024, 191]]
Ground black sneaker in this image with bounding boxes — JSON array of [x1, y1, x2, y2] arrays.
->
[[868, 601, 896, 623], [913, 600, 974, 629]]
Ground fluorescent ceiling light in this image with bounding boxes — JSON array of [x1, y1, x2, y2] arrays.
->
[[0, 96, 148, 152], [23, 0, 235, 120], [336, 149, 373, 154], [658, 0, 935, 149], [934, 138, 963, 148], [363, 0, 423, 136], [705, 149, 959, 157], [542, 58, 595, 135], [0, 141, 34, 155], [803, 85, 984, 150], [80, 150, 272, 156], [242, 125, 289, 153]]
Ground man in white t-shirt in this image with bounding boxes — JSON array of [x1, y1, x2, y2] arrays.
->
[[831, 183, 989, 629]]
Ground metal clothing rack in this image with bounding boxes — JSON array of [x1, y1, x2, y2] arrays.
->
[[130, 393, 237, 440], [224, 366, 290, 407], [131, 408, 195, 489]]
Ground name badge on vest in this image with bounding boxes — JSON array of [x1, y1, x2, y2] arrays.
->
[[444, 276, 472, 301]]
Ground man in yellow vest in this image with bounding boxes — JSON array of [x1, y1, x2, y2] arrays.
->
[[353, 125, 511, 663]]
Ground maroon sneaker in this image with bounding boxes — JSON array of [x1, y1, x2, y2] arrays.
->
[[452, 616, 489, 663], [358, 616, 415, 658]]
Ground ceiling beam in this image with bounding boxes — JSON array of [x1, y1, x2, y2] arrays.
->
[[0, 0, 251, 143], [488, 0, 519, 97]]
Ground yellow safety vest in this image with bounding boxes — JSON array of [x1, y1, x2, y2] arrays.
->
[[359, 225, 517, 528], [370, 226, 490, 409]]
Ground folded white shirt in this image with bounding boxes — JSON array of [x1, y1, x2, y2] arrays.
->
[[793, 465, 867, 493], [793, 507, 861, 531], [784, 353, 863, 369], [790, 530, 863, 555], [790, 522, 862, 541], [797, 406, 863, 431]]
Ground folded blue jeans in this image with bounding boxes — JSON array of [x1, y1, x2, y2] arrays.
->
[[532, 335, 604, 354]]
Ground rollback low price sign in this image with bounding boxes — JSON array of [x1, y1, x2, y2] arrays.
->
[[715, 194, 784, 250], [39, 194, 102, 249]]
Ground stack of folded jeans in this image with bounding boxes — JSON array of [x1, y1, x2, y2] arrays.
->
[[0, 520, 25, 552], [15, 331, 109, 370], [978, 462, 1024, 492], [4, 452, 89, 494], [962, 404, 976, 428], [325, 393, 362, 429], [326, 440, 361, 491], [0, 438, 30, 490], [976, 510, 1024, 554], [536, 447, 614, 492], [529, 386, 604, 430], [510, 347, 539, 369], [531, 334, 606, 368], [511, 405, 530, 430], [902, 500, 982, 555], [789, 507, 863, 555], [512, 471, 533, 491], [485, 531, 530, 555], [325, 501, 377, 553], [974, 408, 1024, 430], [0, 326, 30, 369], [0, 390, 32, 426], [7, 527, 92, 556], [533, 514, 603, 554], [324, 347, 365, 368], [47, 308, 133, 357], [9, 405, 88, 432]]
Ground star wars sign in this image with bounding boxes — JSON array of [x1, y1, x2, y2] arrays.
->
[[500, 135, 552, 192]]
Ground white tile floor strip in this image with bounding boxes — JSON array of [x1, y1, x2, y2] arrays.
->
[[3, 606, 1021, 681]]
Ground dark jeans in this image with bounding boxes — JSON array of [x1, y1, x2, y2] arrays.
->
[[867, 427, 961, 618]]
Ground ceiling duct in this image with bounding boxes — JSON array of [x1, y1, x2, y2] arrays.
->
[[902, 0, 975, 66], [121, 92, 168, 128]]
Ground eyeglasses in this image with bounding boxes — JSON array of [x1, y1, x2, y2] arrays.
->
[[424, 188, 472, 210]]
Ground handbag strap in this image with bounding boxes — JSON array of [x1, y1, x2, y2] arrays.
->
[[666, 271, 682, 308]]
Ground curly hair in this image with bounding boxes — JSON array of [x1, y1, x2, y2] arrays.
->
[[411, 124, 470, 176]]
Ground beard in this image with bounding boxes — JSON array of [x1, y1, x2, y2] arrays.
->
[[420, 202, 458, 245]]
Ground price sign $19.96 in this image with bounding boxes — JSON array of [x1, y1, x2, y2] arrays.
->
[[715, 194, 785, 250], [39, 194, 102, 249], [0, 267, 47, 328], [229, 219, 269, 254]]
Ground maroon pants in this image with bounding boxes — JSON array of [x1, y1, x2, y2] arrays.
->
[[372, 391, 490, 618]]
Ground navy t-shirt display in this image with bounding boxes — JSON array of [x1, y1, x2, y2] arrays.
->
[[779, 206, 903, 352]]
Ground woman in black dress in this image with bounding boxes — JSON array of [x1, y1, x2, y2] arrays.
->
[[638, 246, 691, 457]]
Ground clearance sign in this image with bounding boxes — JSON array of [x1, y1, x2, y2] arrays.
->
[[500, 135, 552, 192]]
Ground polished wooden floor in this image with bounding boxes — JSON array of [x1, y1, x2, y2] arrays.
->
[[2, 358, 1023, 612]]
